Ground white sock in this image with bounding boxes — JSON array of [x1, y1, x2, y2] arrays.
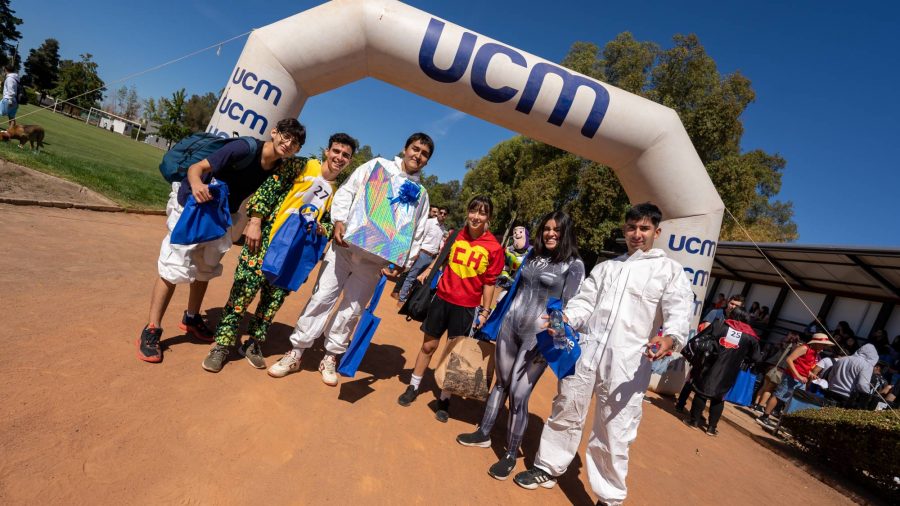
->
[[291, 347, 304, 358], [440, 389, 452, 401], [185, 311, 197, 318], [410, 374, 422, 390]]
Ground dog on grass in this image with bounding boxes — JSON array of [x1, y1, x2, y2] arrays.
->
[[1, 124, 45, 151]]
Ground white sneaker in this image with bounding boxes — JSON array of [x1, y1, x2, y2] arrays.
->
[[319, 354, 339, 386], [267, 350, 301, 378]]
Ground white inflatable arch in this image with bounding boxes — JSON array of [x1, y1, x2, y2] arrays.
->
[[207, 0, 724, 324]]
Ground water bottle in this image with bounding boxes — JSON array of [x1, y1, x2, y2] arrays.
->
[[549, 309, 567, 350]]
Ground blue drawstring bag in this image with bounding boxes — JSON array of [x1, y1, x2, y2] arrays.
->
[[170, 181, 232, 245], [338, 275, 387, 378], [535, 297, 581, 379], [261, 207, 327, 291]]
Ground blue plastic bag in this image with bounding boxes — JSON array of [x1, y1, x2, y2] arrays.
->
[[535, 297, 581, 379], [724, 369, 757, 406], [337, 275, 388, 378], [261, 209, 327, 291], [170, 181, 232, 245]]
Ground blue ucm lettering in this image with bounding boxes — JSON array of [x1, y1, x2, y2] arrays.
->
[[215, 91, 269, 135], [231, 67, 282, 105], [668, 235, 716, 257], [418, 18, 610, 139], [682, 267, 710, 287], [209, 67, 284, 136]]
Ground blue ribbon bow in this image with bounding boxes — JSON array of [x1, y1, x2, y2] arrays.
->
[[390, 180, 421, 208]]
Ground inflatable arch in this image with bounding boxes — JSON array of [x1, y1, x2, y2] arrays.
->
[[207, 0, 724, 325]]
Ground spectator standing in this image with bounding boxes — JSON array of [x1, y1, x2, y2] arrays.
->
[[750, 331, 801, 412], [511, 203, 693, 506], [136, 119, 305, 363], [756, 333, 834, 427], [676, 294, 743, 412], [396, 196, 504, 422], [270, 133, 434, 386], [684, 307, 761, 435], [455, 211, 584, 479], [1, 63, 20, 127], [201, 133, 357, 373], [397, 203, 447, 303]]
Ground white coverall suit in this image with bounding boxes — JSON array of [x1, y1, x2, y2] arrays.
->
[[533, 248, 693, 505], [288, 157, 430, 354]]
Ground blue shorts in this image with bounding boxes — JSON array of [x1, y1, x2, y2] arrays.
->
[[774, 374, 803, 402], [0, 98, 17, 119]]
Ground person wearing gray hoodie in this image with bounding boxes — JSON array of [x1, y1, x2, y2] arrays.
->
[[823, 343, 879, 406]]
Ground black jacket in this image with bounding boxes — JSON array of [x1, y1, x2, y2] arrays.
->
[[692, 319, 762, 399]]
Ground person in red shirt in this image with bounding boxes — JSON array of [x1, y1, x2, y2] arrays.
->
[[397, 195, 504, 422], [756, 333, 835, 428]]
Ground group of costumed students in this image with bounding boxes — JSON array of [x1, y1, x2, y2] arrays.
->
[[135, 121, 694, 506]]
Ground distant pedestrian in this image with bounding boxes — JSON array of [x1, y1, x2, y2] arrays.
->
[[756, 333, 834, 428], [683, 307, 761, 436], [1, 63, 20, 128]]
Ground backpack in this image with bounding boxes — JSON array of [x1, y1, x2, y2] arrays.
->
[[682, 319, 723, 370], [15, 80, 27, 105], [158, 132, 259, 183]]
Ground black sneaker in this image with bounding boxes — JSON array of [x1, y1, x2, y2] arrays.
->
[[706, 426, 719, 436], [488, 455, 517, 480], [456, 430, 491, 448], [435, 398, 450, 423], [136, 325, 163, 363], [398, 385, 419, 406], [202, 343, 231, 373], [755, 415, 775, 429], [239, 338, 266, 369], [513, 467, 557, 490], [179, 311, 214, 342], [683, 417, 699, 429]]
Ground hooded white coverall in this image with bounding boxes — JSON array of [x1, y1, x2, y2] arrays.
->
[[533, 248, 693, 505], [288, 157, 430, 354]]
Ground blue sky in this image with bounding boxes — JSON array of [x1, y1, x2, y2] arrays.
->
[[13, 0, 900, 247]]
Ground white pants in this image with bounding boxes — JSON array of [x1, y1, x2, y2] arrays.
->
[[534, 339, 652, 506], [157, 182, 232, 284], [289, 245, 387, 354]]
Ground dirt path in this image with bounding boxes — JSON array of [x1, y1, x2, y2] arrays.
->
[[0, 203, 854, 505], [0, 159, 119, 207]]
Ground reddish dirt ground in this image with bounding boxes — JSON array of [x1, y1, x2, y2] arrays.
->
[[0, 203, 854, 505], [0, 161, 118, 206]]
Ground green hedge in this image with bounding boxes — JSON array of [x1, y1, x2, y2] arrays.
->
[[782, 407, 900, 501]]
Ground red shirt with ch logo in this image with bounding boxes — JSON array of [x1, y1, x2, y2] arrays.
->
[[436, 227, 504, 308]]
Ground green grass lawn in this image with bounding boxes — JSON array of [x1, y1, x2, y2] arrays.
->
[[0, 104, 171, 209]]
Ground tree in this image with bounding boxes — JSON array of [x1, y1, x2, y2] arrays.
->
[[52, 53, 105, 110], [143, 97, 157, 123], [114, 85, 128, 115], [0, 0, 22, 69], [183, 92, 218, 132], [124, 85, 140, 120], [23, 38, 60, 97], [153, 88, 192, 146], [420, 174, 463, 228]]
